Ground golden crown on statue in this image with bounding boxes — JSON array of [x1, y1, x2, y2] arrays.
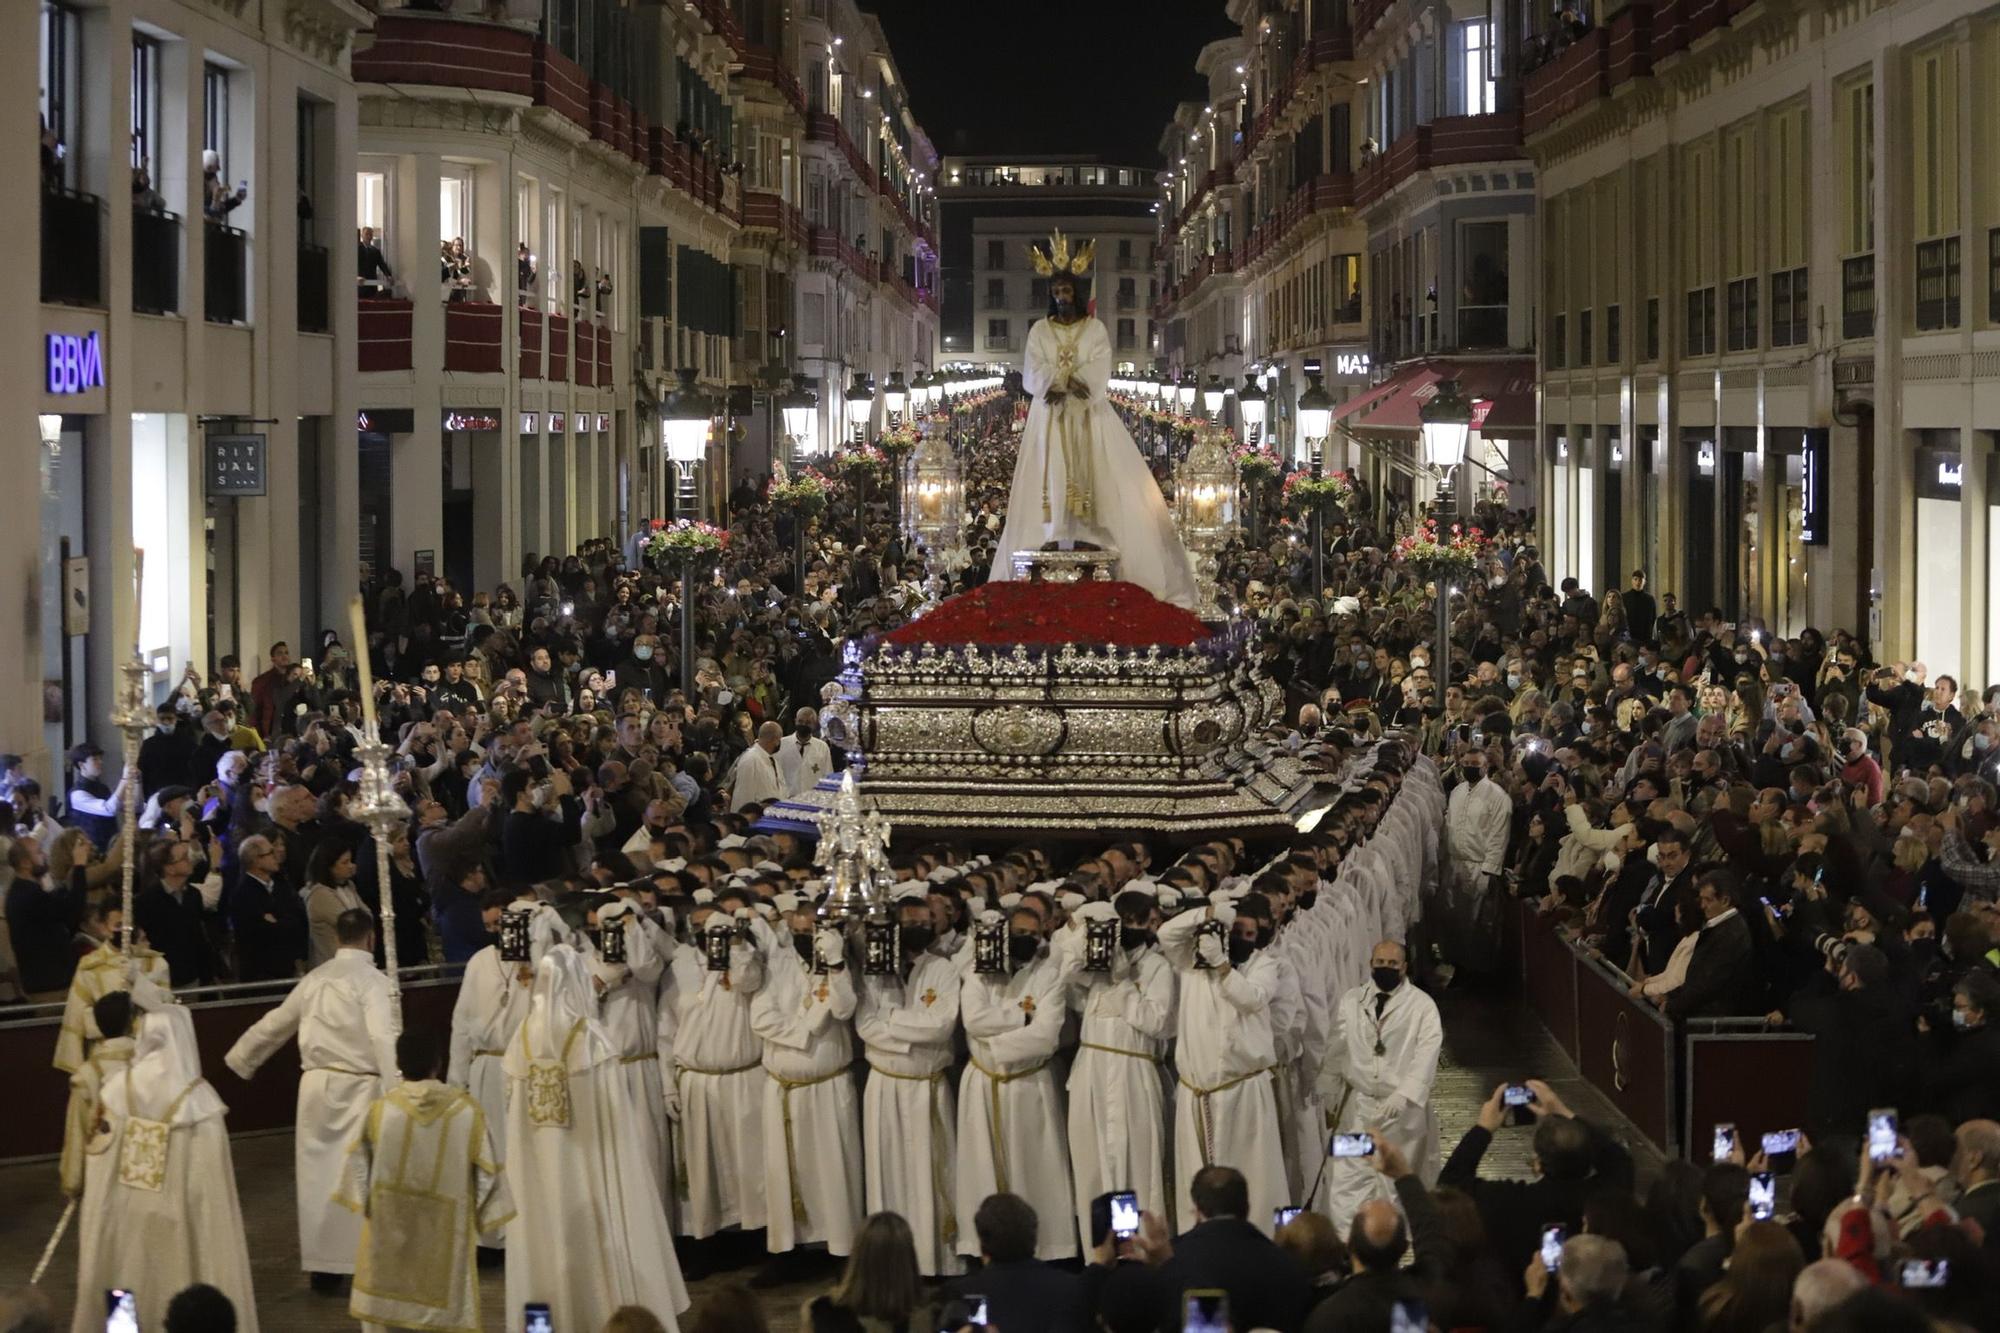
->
[[1028, 227, 1095, 277]]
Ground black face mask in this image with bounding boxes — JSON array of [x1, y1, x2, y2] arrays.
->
[[1007, 934, 1041, 965], [796, 725, 814, 739], [1464, 768, 1486, 784], [792, 935, 815, 962], [899, 924, 935, 954], [1372, 966, 1404, 993], [1119, 926, 1153, 951], [1300, 890, 1319, 911], [1227, 935, 1257, 966]]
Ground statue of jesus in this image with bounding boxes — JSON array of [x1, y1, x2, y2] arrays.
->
[[989, 229, 1198, 608]]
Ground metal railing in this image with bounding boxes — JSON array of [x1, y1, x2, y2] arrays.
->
[[131, 207, 180, 315], [297, 242, 331, 332], [42, 186, 104, 306], [1458, 303, 1509, 350], [1840, 254, 1875, 339], [0, 962, 467, 1026], [204, 221, 249, 324]]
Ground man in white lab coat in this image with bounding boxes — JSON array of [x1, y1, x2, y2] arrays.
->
[[775, 707, 835, 798], [726, 722, 787, 812], [1441, 748, 1513, 974], [225, 909, 398, 1288], [1321, 939, 1443, 1232]]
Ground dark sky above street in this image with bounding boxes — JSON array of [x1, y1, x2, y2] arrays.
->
[[865, 1, 1237, 168]]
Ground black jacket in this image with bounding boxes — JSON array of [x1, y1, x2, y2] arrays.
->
[[1158, 1217, 1312, 1333], [1665, 912, 1755, 1019], [1923, 1022, 2000, 1124], [230, 872, 306, 981], [1789, 978, 1915, 1137], [5, 875, 87, 994], [1303, 1177, 1447, 1333], [501, 798, 582, 887], [943, 1259, 1088, 1333], [135, 881, 215, 986], [1438, 1120, 1634, 1279]]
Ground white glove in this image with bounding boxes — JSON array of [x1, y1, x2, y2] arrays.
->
[[815, 927, 846, 969], [1209, 899, 1238, 929], [661, 1078, 682, 1123], [1377, 1093, 1406, 1124], [1195, 930, 1228, 970]]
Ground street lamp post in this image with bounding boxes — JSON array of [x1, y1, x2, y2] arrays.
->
[[844, 374, 875, 542], [779, 375, 820, 589], [663, 367, 714, 696], [1235, 374, 1267, 447], [1296, 367, 1334, 599], [1202, 374, 1227, 423], [1419, 376, 1475, 709]]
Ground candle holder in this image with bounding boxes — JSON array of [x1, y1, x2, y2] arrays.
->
[[351, 736, 409, 1031], [1173, 422, 1238, 622], [813, 770, 894, 925], [902, 432, 964, 603], [110, 654, 152, 971]]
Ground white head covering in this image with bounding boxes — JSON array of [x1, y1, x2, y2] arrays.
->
[[717, 834, 748, 850], [118, 1002, 226, 1125], [891, 882, 929, 904], [505, 945, 613, 1076]]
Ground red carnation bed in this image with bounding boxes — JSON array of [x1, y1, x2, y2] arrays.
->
[[883, 580, 1210, 649]]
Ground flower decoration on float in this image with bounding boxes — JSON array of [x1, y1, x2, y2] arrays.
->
[[879, 424, 921, 454]]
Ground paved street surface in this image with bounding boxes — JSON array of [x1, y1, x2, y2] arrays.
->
[[0, 987, 1659, 1330]]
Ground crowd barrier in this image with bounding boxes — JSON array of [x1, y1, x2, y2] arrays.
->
[[0, 967, 464, 1162], [1513, 901, 1815, 1160]]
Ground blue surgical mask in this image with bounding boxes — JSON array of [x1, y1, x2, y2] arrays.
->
[[634, 646, 653, 661], [1953, 1008, 1972, 1031], [1506, 673, 1521, 689]]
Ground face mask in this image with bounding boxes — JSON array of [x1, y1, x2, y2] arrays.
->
[[1580, 721, 1594, 736], [1909, 938, 1939, 962], [634, 646, 653, 660], [1977, 735, 1995, 752], [1734, 652, 1750, 664], [1906, 671, 1921, 683], [1506, 673, 1521, 689], [1007, 934, 1040, 965], [792, 935, 815, 962], [1226, 935, 1256, 966], [1952, 1008, 1972, 1031], [797, 725, 815, 739], [1119, 926, 1153, 951], [1372, 965, 1404, 993], [1464, 768, 1484, 784], [1299, 890, 1319, 911], [899, 924, 935, 954]]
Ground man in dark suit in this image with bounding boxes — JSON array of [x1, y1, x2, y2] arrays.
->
[[1438, 1078, 1634, 1277], [1631, 829, 1696, 975], [1151, 1166, 1310, 1333], [944, 1193, 1088, 1333], [229, 833, 306, 981], [1665, 871, 1756, 1019], [1305, 1134, 1448, 1333], [356, 226, 394, 296]]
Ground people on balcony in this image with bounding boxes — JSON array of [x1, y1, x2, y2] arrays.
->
[[357, 226, 396, 299], [517, 242, 537, 301], [201, 151, 248, 224], [442, 237, 474, 302]]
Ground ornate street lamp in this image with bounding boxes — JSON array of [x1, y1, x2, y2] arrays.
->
[[1297, 367, 1335, 596], [1236, 374, 1267, 446], [663, 366, 713, 521], [1202, 374, 1228, 422], [1174, 422, 1238, 622], [882, 369, 909, 428], [1175, 374, 1197, 417], [780, 374, 819, 463], [1419, 376, 1475, 708], [844, 372, 875, 447]]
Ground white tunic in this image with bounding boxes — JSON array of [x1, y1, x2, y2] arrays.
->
[[855, 952, 963, 1276], [447, 944, 536, 1241], [224, 947, 399, 1274], [725, 744, 786, 811], [956, 950, 1078, 1260], [586, 911, 671, 1211], [663, 930, 768, 1237], [775, 732, 834, 797], [54, 943, 171, 1074], [1322, 979, 1444, 1232], [1066, 945, 1176, 1239], [73, 1005, 258, 1333], [750, 949, 863, 1255]]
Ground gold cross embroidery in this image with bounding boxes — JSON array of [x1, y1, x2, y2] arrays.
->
[[1019, 995, 1037, 1017], [920, 987, 938, 1008]]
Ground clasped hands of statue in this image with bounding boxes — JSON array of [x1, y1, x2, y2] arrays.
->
[[1044, 376, 1091, 405]]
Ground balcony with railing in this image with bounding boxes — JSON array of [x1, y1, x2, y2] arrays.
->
[[1355, 112, 1524, 208], [443, 301, 504, 372], [742, 191, 809, 249], [1840, 255, 1874, 339], [806, 112, 874, 186], [519, 302, 543, 379], [297, 242, 330, 333], [807, 226, 877, 285], [1525, 26, 1610, 136], [548, 311, 570, 379], [1914, 236, 1961, 332], [1458, 305, 1510, 350], [42, 187, 103, 307], [359, 298, 414, 371], [575, 320, 597, 386], [132, 209, 180, 316], [204, 223, 248, 325]]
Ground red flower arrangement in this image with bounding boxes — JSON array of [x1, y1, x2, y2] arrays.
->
[[883, 580, 1211, 650]]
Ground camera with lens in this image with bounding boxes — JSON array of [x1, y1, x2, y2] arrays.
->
[[699, 921, 733, 971], [1811, 932, 1850, 968]]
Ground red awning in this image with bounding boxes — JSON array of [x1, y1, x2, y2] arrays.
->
[[1333, 357, 1537, 439]]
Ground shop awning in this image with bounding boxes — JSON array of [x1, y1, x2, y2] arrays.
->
[[1333, 356, 1537, 439]]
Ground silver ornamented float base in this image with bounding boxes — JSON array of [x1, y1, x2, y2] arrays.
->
[[1008, 547, 1122, 584]]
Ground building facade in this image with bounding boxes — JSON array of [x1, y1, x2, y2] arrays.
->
[[24, 0, 367, 774], [937, 156, 1159, 371], [1529, 0, 2000, 678], [1155, 0, 1539, 499]]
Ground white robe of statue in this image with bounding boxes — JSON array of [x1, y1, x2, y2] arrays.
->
[[72, 1003, 259, 1333], [989, 313, 1198, 608]]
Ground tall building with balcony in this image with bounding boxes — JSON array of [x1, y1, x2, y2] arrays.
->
[[794, 1, 940, 454], [20, 0, 367, 774], [937, 156, 1160, 370], [1529, 0, 2000, 681]]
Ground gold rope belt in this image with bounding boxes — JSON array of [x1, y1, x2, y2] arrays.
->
[[1178, 1066, 1276, 1169], [868, 1064, 958, 1249], [620, 1051, 660, 1065], [968, 1056, 1053, 1195], [769, 1066, 849, 1227], [1079, 1040, 1164, 1064], [676, 1058, 760, 1077], [473, 1049, 505, 1059]]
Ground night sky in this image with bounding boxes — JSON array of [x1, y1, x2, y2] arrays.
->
[[864, 1, 1237, 168]]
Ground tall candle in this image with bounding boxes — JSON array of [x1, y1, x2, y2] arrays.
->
[[132, 548, 145, 655], [349, 595, 376, 737]]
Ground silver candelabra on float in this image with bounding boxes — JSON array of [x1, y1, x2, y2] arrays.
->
[[349, 596, 406, 1030]]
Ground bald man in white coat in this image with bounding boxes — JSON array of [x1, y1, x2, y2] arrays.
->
[[1321, 939, 1442, 1232]]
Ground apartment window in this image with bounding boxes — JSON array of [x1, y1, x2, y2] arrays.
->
[[1576, 308, 1593, 366], [985, 239, 1005, 269], [1030, 278, 1049, 310], [1769, 267, 1807, 347], [1118, 238, 1133, 264], [40, 3, 80, 188], [1117, 276, 1137, 309], [131, 36, 161, 180], [1116, 318, 1136, 350], [1548, 312, 1566, 370], [1685, 288, 1717, 356], [986, 318, 1009, 346], [204, 62, 231, 166], [1915, 235, 1961, 331], [1841, 254, 1875, 339], [1459, 220, 1508, 349], [984, 277, 1004, 308], [1604, 304, 1621, 363], [1644, 297, 1660, 360], [1725, 277, 1758, 352], [1458, 20, 1496, 116]]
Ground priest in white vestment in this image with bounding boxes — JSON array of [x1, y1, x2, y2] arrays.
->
[[855, 886, 964, 1276], [53, 924, 171, 1073], [956, 908, 1078, 1261], [1321, 940, 1443, 1233], [1156, 895, 1289, 1234], [225, 908, 398, 1281], [504, 945, 689, 1330], [662, 896, 769, 1237], [1065, 897, 1176, 1241], [988, 229, 1197, 609], [338, 1030, 513, 1332], [72, 994, 258, 1333], [750, 899, 863, 1257]]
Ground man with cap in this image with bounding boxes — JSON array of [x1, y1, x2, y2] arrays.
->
[[956, 904, 1079, 1262], [855, 882, 965, 1275], [750, 891, 864, 1261], [1322, 938, 1443, 1233]]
